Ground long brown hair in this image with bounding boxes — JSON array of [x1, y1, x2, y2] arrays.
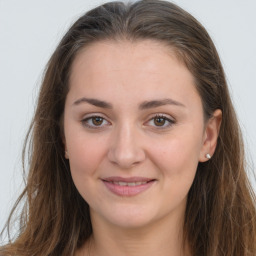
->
[[1, 1, 255, 255]]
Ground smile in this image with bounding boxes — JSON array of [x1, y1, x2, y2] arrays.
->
[[109, 181, 147, 186], [102, 177, 156, 197]]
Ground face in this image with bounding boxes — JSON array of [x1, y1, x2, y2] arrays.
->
[[64, 40, 208, 229]]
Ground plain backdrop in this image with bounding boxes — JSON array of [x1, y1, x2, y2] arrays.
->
[[0, 0, 256, 234]]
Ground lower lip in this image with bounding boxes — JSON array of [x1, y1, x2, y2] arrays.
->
[[102, 180, 155, 197]]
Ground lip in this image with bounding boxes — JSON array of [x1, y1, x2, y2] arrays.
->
[[102, 176, 156, 197], [103, 176, 154, 183]]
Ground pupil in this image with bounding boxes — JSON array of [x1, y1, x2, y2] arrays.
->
[[154, 117, 165, 126], [92, 117, 103, 125]]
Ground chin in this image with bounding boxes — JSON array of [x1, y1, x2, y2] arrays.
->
[[108, 215, 156, 230], [91, 203, 161, 230]]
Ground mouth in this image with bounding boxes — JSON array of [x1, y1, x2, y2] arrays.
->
[[107, 181, 149, 186], [101, 177, 156, 197]]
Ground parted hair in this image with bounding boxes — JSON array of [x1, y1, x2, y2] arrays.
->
[[1, 0, 256, 255]]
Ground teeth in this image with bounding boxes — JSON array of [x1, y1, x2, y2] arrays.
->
[[119, 182, 128, 186], [112, 181, 147, 186], [135, 181, 147, 185]]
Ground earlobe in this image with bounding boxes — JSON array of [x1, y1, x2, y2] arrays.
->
[[65, 150, 69, 159], [199, 109, 222, 162], [62, 136, 69, 159]]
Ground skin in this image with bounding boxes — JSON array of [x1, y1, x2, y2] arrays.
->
[[63, 40, 222, 256]]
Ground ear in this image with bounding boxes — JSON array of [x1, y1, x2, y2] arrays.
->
[[199, 109, 222, 162], [61, 131, 69, 159], [60, 115, 69, 159], [64, 147, 69, 159], [63, 139, 69, 159], [62, 139, 69, 159]]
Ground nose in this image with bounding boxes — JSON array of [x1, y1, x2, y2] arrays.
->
[[107, 124, 146, 169]]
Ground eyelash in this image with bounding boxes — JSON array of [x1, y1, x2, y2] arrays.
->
[[81, 114, 175, 130], [147, 114, 175, 129], [81, 115, 110, 129]]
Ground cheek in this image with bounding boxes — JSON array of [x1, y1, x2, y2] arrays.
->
[[66, 133, 108, 204], [149, 128, 202, 181], [151, 135, 200, 206], [66, 131, 107, 180]]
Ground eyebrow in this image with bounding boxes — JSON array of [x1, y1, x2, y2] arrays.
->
[[73, 98, 113, 108], [139, 98, 185, 109], [72, 97, 185, 109]]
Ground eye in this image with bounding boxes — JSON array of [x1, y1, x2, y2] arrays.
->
[[81, 115, 110, 129], [147, 114, 175, 128]]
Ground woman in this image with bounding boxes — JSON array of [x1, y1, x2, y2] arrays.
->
[[1, 0, 255, 255]]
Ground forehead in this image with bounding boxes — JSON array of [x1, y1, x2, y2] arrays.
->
[[68, 39, 201, 109], [71, 39, 182, 78]]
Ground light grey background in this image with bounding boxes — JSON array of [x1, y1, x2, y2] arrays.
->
[[1, 0, 256, 234]]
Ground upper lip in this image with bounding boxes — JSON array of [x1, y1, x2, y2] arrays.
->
[[102, 176, 155, 183]]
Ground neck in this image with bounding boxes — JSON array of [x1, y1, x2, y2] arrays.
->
[[77, 205, 191, 256]]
